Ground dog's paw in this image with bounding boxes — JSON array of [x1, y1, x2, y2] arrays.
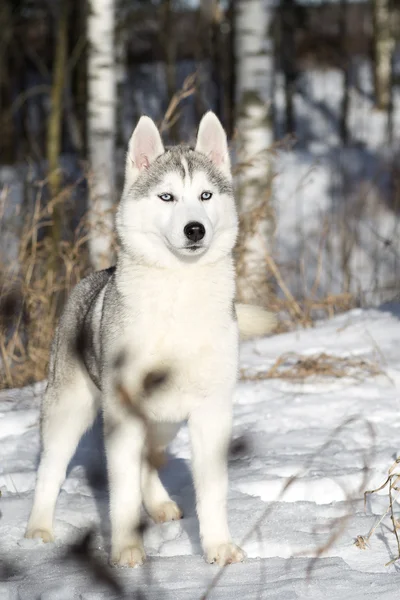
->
[[111, 544, 146, 568], [150, 501, 183, 523], [25, 528, 54, 543], [205, 543, 246, 566]]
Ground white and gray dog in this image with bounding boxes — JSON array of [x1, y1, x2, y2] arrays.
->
[[26, 112, 275, 566]]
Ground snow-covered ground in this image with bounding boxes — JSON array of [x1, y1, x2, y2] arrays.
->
[[1, 306, 400, 598]]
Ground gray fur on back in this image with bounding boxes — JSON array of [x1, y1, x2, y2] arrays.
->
[[48, 267, 116, 390]]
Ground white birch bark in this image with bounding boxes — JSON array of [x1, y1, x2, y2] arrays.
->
[[235, 0, 275, 306], [372, 0, 395, 111], [87, 0, 116, 269]]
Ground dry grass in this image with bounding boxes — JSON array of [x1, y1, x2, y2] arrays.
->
[[233, 155, 360, 331], [0, 182, 98, 389], [356, 457, 400, 566], [241, 351, 383, 383], [233, 134, 400, 330], [159, 73, 197, 134]]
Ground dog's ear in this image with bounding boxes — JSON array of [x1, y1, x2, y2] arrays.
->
[[195, 112, 231, 177], [126, 116, 164, 176]]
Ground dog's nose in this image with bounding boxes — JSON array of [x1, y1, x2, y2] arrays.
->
[[184, 222, 205, 242]]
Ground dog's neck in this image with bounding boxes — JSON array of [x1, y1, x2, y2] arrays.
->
[[115, 250, 235, 302]]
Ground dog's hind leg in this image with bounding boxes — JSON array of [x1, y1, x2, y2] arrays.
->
[[25, 367, 98, 543], [141, 460, 182, 523], [141, 422, 182, 523]]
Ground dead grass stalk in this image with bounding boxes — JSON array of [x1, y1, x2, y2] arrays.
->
[[356, 457, 400, 566], [241, 352, 383, 382]]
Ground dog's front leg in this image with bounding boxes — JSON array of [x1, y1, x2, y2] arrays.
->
[[105, 415, 146, 567], [189, 399, 245, 566]]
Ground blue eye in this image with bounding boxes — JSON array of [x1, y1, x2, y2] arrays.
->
[[159, 193, 174, 202], [200, 191, 212, 201]]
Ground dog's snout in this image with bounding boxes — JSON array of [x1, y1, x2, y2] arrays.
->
[[184, 222, 205, 243]]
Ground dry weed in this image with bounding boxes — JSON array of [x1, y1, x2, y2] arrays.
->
[[357, 456, 400, 566], [354, 534, 369, 550], [241, 352, 383, 382], [159, 73, 197, 134], [233, 141, 360, 329], [0, 183, 100, 389]]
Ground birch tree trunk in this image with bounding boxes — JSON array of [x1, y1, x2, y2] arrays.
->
[[371, 0, 395, 111], [87, 0, 116, 269], [235, 0, 275, 306]]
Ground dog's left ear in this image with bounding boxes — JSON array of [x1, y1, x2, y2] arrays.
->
[[195, 112, 231, 178]]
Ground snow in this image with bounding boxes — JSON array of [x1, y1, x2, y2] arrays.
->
[[1, 307, 400, 598]]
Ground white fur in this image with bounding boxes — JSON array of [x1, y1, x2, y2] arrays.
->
[[236, 303, 277, 339], [26, 113, 275, 567]]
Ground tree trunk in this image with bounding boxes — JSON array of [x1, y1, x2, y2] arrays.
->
[[160, 0, 178, 142], [280, 0, 297, 135], [371, 0, 395, 111], [235, 0, 275, 306], [201, 1, 223, 122], [69, 0, 88, 157], [225, 0, 236, 139], [47, 0, 69, 257], [87, 0, 116, 269], [339, 0, 350, 144], [0, 1, 15, 164]]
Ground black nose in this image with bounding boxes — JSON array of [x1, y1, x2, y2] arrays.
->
[[184, 221, 205, 242]]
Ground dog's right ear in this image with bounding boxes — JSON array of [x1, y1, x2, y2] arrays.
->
[[125, 116, 164, 184]]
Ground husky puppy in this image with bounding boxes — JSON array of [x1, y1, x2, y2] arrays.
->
[[26, 113, 275, 567]]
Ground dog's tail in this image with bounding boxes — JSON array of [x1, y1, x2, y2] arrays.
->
[[235, 303, 277, 340]]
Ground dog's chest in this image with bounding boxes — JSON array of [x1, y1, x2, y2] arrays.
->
[[127, 270, 234, 356], [114, 265, 238, 414]]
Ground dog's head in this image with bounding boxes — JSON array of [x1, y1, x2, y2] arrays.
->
[[116, 112, 238, 267]]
